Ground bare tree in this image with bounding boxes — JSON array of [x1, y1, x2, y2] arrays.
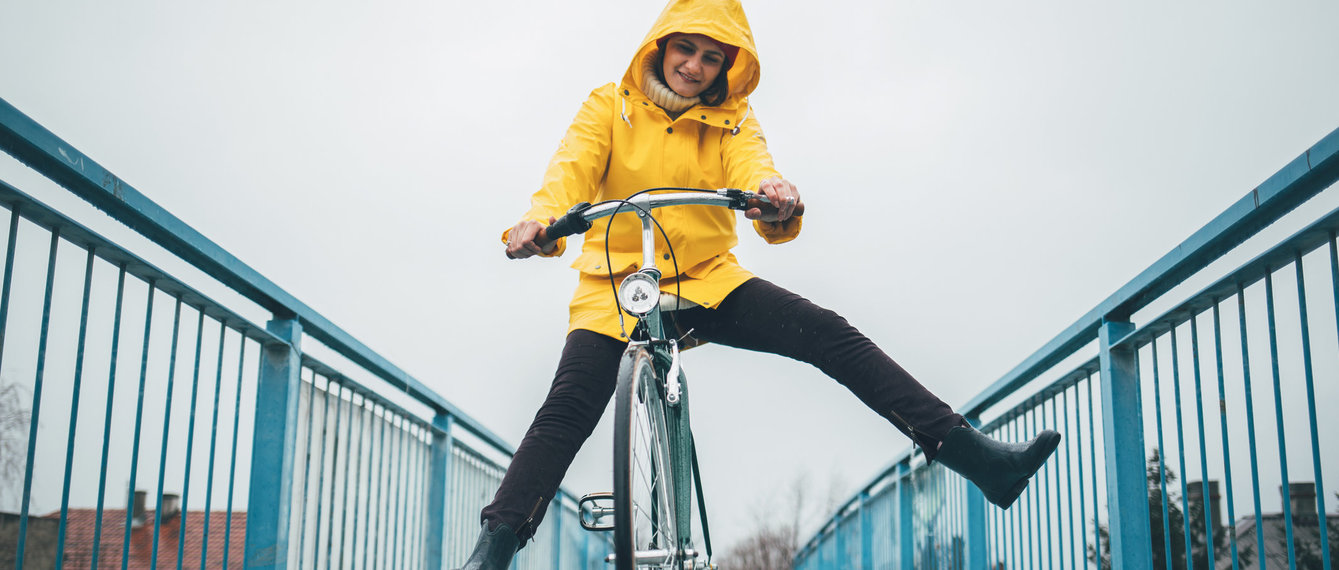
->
[[720, 523, 797, 570], [717, 472, 837, 570], [0, 379, 32, 509]]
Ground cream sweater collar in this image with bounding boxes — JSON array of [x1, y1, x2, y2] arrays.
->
[[641, 49, 699, 113]]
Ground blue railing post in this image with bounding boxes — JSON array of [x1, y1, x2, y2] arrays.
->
[[552, 491, 565, 569], [427, 413, 454, 570], [833, 511, 846, 570], [858, 490, 872, 570], [897, 459, 914, 570], [244, 317, 303, 569], [582, 525, 590, 570], [963, 416, 988, 569], [1098, 319, 1154, 569]]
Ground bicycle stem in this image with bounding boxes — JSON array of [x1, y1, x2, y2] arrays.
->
[[632, 193, 659, 274]]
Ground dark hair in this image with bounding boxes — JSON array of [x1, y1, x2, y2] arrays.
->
[[654, 48, 731, 108], [698, 70, 731, 107]]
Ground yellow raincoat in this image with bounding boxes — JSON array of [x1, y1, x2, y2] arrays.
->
[[504, 0, 801, 340]]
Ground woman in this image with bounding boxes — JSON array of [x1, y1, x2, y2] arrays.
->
[[461, 1, 1060, 568]]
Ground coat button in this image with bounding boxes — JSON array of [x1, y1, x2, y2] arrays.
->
[[724, 119, 730, 125], [623, 89, 630, 95], [700, 115, 707, 119], [642, 101, 649, 106], [663, 253, 671, 260], [666, 127, 673, 134]]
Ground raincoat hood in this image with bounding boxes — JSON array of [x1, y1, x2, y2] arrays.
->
[[623, 0, 762, 105]]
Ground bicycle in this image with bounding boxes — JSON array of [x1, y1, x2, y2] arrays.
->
[[519, 187, 782, 570]]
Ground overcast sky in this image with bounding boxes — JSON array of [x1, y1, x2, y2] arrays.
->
[[4, 0, 1339, 553]]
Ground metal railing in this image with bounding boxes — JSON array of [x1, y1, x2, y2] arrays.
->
[[796, 126, 1339, 569], [0, 97, 609, 568]]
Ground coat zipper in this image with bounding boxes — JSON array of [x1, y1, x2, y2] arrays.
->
[[520, 496, 545, 535], [887, 409, 919, 442]]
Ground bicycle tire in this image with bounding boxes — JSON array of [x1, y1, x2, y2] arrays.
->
[[613, 346, 679, 569]]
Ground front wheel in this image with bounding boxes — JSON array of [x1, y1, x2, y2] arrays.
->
[[613, 346, 678, 569]]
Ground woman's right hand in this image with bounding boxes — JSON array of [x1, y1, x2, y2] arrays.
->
[[746, 176, 804, 222], [505, 217, 558, 259]]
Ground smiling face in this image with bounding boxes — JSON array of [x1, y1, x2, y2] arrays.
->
[[660, 34, 727, 98]]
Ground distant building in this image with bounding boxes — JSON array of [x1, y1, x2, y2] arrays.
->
[[0, 511, 59, 568], [2, 491, 246, 569], [1215, 482, 1338, 570]]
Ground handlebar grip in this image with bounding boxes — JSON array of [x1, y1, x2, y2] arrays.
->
[[505, 202, 593, 259], [544, 202, 595, 239], [742, 193, 805, 217]]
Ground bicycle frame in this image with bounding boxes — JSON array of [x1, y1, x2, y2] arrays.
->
[[621, 195, 698, 560], [569, 189, 764, 567]]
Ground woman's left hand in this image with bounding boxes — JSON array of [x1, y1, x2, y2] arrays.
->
[[746, 176, 804, 222]]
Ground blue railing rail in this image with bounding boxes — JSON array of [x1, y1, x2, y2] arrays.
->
[[0, 96, 506, 453], [796, 126, 1339, 569], [963, 126, 1339, 420], [0, 96, 608, 568]]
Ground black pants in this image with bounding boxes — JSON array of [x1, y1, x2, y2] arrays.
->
[[480, 278, 964, 542]]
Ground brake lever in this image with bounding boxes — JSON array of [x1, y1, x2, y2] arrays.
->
[[718, 188, 766, 210]]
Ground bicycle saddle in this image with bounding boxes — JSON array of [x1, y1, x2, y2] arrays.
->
[[658, 292, 701, 312]]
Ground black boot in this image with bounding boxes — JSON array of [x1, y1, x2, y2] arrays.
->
[[455, 521, 519, 570], [934, 425, 1061, 509]]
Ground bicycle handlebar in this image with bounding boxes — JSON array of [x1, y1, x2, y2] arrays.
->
[[506, 188, 802, 259]]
